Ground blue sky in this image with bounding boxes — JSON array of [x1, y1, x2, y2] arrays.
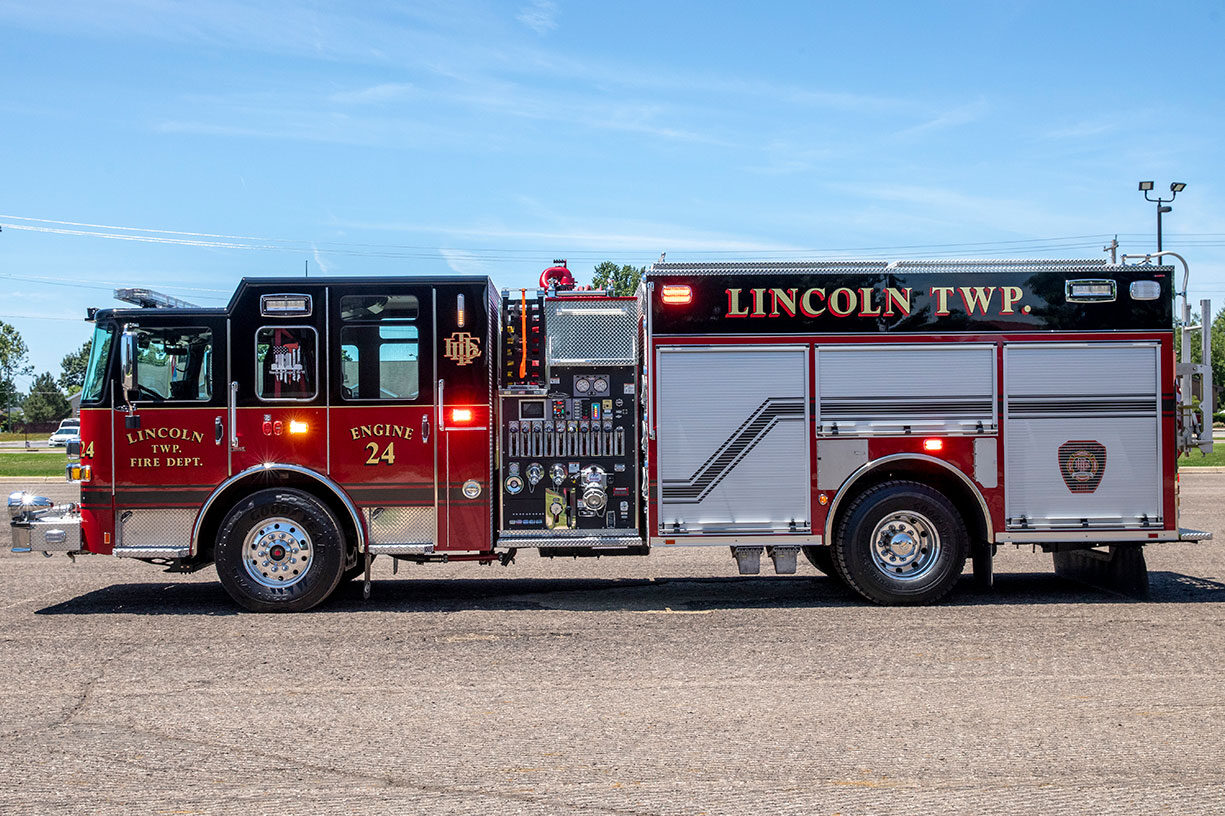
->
[[2, 0, 1223, 385]]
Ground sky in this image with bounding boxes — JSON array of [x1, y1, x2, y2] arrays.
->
[[2, 0, 1224, 385]]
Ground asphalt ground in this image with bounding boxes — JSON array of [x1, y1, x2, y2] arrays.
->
[[1, 473, 1223, 815]]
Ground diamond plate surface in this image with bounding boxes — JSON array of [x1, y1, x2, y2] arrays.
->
[[647, 258, 1160, 277], [545, 299, 638, 365], [118, 508, 196, 549], [363, 506, 435, 545]]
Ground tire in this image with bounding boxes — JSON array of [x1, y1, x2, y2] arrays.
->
[[832, 480, 968, 605], [802, 545, 839, 578], [214, 488, 347, 612]]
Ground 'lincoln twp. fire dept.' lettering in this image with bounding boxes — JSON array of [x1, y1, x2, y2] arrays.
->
[[723, 285, 1028, 318]]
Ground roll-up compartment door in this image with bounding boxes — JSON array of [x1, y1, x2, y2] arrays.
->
[[656, 346, 809, 534], [816, 344, 996, 435], [1004, 343, 1161, 530]]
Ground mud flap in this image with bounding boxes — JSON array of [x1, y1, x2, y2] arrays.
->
[[971, 543, 994, 590], [1052, 544, 1149, 599]]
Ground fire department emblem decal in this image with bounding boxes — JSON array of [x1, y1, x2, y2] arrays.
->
[[1058, 440, 1107, 494], [443, 332, 482, 366]]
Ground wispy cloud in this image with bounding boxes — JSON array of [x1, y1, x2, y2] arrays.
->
[[517, 1, 559, 35], [311, 243, 331, 274], [893, 99, 988, 139], [329, 82, 415, 105], [345, 218, 804, 254], [1043, 120, 1119, 140]]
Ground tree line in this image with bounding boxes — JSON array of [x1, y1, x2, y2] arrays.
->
[[0, 321, 89, 430]]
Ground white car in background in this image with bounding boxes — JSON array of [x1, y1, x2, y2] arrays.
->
[[48, 418, 80, 447]]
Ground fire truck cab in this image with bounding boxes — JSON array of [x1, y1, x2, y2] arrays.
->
[[9, 258, 1214, 611]]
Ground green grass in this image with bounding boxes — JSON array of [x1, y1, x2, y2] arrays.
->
[[0, 432, 46, 442], [1179, 445, 1225, 467], [0, 452, 68, 477]]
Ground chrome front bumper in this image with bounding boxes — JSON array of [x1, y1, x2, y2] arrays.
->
[[8, 492, 82, 553]]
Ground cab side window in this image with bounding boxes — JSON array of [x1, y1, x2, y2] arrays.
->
[[256, 326, 318, 400], [339, 295, 419, 401], [134, 327, 212, 401]]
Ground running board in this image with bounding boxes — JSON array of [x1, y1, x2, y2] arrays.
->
[[368, 543, 434, 555], [114, 545, 190, 559], [496, 534, 645, 549]]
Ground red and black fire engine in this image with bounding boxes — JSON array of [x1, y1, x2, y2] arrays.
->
[[8, 256, 1214, 611]]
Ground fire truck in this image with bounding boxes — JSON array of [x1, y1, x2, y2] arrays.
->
[[8, 256, 1215, 611]]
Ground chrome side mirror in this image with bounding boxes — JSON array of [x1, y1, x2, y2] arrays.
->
[[120, 325, 139, 405]]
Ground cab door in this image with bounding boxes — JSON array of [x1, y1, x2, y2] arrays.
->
[[111, 315, 230, 555], [434, 282, 494, 552], [328, 287, 436, 550]]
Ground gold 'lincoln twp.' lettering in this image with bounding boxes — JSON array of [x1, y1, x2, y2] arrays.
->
[[125, 427, 205, 445], [443, 332, 481, 365], [726, 287, 914, 318], [722, 284, 1030, 320]]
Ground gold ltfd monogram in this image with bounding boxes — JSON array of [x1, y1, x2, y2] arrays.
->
[[443, 331, 482, 365]]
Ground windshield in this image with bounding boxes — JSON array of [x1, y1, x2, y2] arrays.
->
[[82, 322, 115, 403]]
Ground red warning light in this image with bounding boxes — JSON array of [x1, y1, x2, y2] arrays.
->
[[661, 284, 692, 305]]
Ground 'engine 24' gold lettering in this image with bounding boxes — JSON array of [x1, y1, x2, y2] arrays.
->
[[349, 424, 414, 440]]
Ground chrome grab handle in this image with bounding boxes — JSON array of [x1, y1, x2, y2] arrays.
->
[[229, 382, 239, 450], [215, 416, 223, 445], [437, 379, 446, 432], [421, 414, 430, 443]]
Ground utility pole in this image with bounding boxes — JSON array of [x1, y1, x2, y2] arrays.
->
[[1103, 235, 1119, 263], [305, 259, 309, 278]]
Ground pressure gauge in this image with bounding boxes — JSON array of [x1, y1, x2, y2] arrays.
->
[[592, 376, 609, 394], [526, 462, 544, 486], [505, 475, 524, 495], [574, 377, 591, 393]]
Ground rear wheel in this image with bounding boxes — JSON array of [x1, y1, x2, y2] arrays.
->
[[832, 480, 967, 605], [214, 488, 347, 612], [802, 546, 839, 578]]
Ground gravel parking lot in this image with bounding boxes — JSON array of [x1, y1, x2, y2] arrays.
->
[[1, 472, 1223, 815]]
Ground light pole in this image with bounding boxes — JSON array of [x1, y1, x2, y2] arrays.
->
[[1138, 181, 1186, 253]]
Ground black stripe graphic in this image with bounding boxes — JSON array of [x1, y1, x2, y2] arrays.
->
[[662, 397, 804, 504]]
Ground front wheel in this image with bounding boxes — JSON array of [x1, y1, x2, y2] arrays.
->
[[214, 488, 347, 612], [832, 481, 967, 605]]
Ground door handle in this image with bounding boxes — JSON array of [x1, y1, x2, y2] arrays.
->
[[229, 381, 239, 450], [421, 414, 430, 443], [437, 378, 446, 431], [215, 416, 224, 445]]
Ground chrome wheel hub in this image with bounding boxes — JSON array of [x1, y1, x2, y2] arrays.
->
[[869, 511, 941, 582], [242, 517, 313, 588]]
